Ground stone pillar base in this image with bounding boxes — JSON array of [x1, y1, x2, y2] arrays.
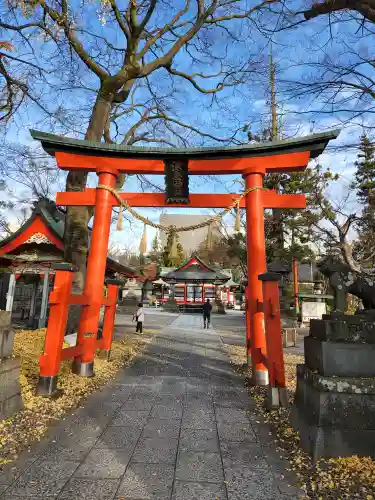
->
[[267, 386, 288, 410], [36, 375, 62, 398], [72, 360, 95, 377], [252, 369, 269, 386], [292, 364, 375, 460], [0, 357, 23, 419]]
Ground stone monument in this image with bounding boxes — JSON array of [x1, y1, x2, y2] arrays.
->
[[0, 310, 23, 419], [292, 256, 375, 459]]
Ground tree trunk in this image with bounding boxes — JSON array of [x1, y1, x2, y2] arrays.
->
[[64, 87, 114, 333]]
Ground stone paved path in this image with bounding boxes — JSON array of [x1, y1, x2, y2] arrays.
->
[[0, 315, 299, 499]]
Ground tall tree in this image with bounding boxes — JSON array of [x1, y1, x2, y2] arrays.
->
[[298, 0, 375, 23], [1, 0, 270, 323], [353, 134, 375, 267], [148, 233, 162, 264], [162, 232, 185, 268], [245, 50, 337, 264]]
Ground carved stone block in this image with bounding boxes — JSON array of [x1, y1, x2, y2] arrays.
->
[[292, 365, 375, 459], [0, 357, 23, 419], [0, 327, 16, 359], [304, 336, 375, 377], [310, 316, 375, 344]]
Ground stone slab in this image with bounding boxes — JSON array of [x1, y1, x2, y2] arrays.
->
[[176, 451, 224, 482], [293, 364, 375, 459], [224, 463, 281, 500], [304, 336, 375, 377], [142, 417, 181, 439], [131, 437, 179, 464], [58, 478, 120, 500], [0, 357, 23, 419], [179, 428, 220, 452], [292, 403, 375, 460], [117, 463, 174, 499], [0, 357, 21, 399], [310, 316, 375, 343], [109, 409, 150, 427], [6, 459, 78, 497], [0, 393, 23, 420], [172, 481, 227, 500], [295, 363, 375, 395], [217, 422, 257, 442], [294, 369, 375, 429], [94, 426, 141, 449], [220, 439, 265, 466], [0, 327, 15, 358], [73, 448, 131, 478]]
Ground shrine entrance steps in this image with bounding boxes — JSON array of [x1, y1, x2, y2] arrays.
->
[[0, 314, 300, 499]]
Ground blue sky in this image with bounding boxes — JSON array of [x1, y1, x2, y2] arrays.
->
[[1, 2, 374, 251]]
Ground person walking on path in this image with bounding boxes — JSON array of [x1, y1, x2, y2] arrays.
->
[[203, 298, 212, 329], [134, 302, 145, 334]]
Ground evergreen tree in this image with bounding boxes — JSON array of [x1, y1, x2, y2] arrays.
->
[[162, 232, 185, 267], [149, 234, 162, 264], [353, 134, 375, 268], [244, 51, 337, 265], [264, 166, 338, 263]]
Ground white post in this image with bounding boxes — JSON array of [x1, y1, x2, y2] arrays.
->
[[5, 274, 16, 313], [29, 279, 39, 326], [38, 269, 50, 329]]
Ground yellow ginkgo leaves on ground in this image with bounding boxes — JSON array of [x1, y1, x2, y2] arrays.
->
[[0, 328, 154, 466], [224, 344, 375, 500]]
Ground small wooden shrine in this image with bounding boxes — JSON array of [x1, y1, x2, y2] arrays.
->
[[0, 198, 136, 328], [153, 255, 229, 310]]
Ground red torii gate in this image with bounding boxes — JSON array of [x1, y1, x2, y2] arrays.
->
[[31, 129, 339, 396]]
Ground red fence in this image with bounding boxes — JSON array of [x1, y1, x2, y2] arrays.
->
[[37, 263, 121, 397]]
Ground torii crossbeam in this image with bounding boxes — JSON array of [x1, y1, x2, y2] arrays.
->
[[31, 128, 339, 393]]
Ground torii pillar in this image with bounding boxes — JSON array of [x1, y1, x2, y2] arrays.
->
[[244, 166, 268, 385]]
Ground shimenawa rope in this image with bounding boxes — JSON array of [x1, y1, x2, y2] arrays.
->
[[97, 184, 264, 234]]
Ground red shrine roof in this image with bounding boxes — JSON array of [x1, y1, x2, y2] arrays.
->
[[0, 198, 137, 278], [163, 255, 230, 284]]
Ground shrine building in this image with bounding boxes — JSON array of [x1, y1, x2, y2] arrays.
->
[[0, 198, 136, 329], [152, 255, 231, 311]]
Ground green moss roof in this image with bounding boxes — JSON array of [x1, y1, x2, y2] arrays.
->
[[30, 129, 340, 160]]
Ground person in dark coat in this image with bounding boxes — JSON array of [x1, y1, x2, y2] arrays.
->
[[203, 299, 212, 329]]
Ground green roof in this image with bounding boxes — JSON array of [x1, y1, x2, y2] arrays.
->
[[30, 129, 340, 160]]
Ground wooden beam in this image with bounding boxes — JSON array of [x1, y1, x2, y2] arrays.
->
[[57, 190, 306, 210], [262, 191, 306, 210], [55, 151, 310, 175], [57, 191, 244, 208]]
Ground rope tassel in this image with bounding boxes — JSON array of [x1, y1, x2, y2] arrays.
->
[[117, 205, 124, 231], [169, 229, 178, 260], [139, 224, 147, 254], [235, 201, 241, 232], [207, 223, 213, 250]]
